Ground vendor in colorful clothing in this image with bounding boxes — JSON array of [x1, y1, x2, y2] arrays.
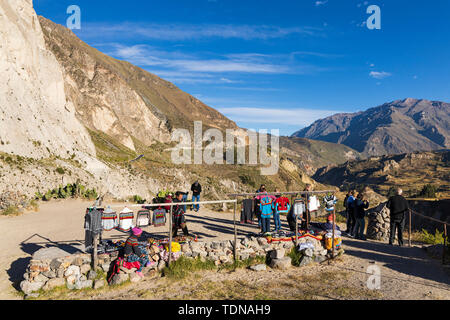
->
[[124, 227, 150, 277], [173, 191, 190, 237]]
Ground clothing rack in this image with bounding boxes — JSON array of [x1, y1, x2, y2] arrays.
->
[[228, 190, 339, 262], [97, 200, 238, 265]]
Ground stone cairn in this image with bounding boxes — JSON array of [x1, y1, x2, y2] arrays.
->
[[21, 235, 335, 298], [367, 202, 391, 241]]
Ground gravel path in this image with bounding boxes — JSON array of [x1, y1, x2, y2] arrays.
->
[[0, 199, 449, 300]]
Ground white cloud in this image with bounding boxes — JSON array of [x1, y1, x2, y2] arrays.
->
[[78, 23, 320, 41], [369, 71, 392, 79], [218, 107, 341, 126], [315, 1, 328, 6]]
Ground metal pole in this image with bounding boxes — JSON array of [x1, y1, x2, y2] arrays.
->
[[168, 205, 173, 267], [409, 209, 412, 248], [234, 201, 237, 262]]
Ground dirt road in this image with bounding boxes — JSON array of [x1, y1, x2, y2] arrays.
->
[[0, 199, 449, 300]]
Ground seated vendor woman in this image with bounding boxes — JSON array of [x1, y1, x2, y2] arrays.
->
[[124, 227, 150, 277], [173, 191, 190, 237]]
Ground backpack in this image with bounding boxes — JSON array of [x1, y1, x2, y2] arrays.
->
[[136, 209, 151, 228], [153, 208, 167, 227]]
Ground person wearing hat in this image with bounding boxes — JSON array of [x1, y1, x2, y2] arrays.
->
[[124, 227, 150, 277], [173, 191, 190, 237]]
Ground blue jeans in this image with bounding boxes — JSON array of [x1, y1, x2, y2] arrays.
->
[[273, 212, 281, 231], [192, 195, 200, 211], [261, 217, 271, 234], [127, 247, 149, 272], [182, 194, 187, 212]]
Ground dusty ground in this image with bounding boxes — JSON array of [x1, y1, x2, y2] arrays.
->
[[1, 199, 449, 300]]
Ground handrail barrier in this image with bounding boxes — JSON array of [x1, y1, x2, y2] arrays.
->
[[407, 208, 449, 265]]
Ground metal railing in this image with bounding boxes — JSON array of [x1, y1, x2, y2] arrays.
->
[[408, 208, 449, 265]]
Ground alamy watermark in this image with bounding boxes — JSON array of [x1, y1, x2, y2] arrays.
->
[[366, 263, 381, 290], [366, 5, 381, 30], [66, 5, 81, 30], [170, 121, 280, 176]]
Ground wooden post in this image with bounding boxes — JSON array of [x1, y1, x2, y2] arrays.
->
[[92, 234, 98, 269], [295, 202, 299, 247], [168, 205, 173, 267], [234, 201, 237, 262], [443, 224, 447, 265], [332, 209, 336, 260], [306, 193, 310, 231], [408, 209, 412, 247]]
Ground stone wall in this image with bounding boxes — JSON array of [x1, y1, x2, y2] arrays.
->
[[367, 203, 391, 241], [367, 199, 450, 241], [21, 235, 336, 298]]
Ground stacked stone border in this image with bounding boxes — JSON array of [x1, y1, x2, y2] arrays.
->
[[20, 235, 343, 299]]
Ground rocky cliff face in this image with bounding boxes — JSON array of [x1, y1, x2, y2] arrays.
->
[[0, 0, 96, 159], [292, 98, 450, 156], [0, 1, 344, 208]]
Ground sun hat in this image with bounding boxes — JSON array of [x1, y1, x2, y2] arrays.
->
[[132, 227, 143, 236]]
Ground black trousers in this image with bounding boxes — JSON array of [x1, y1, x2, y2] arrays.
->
[[173, 224, 189, 237], [389, 215, 405, 246], [287, 215, 297, 232], [346, 209, 356, 234]]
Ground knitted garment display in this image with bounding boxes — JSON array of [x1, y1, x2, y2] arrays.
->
[[118, 208, 134, 232], [136, 209, 151, 227], [152, 209, 167, 227], [101, 208, 118, 231]]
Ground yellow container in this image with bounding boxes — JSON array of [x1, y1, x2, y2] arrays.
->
[[325, 237, 342, 250], [165, 241, 181, 253]]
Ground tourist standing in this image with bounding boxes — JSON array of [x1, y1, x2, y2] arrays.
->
[[345, 190, 357, 237], [191, 181, 202, 212], [353, 193, 370, 240], [387, 188, 409, 246]]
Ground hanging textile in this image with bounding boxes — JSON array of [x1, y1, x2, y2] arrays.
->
[[136, 209, 151, 227], [152, 208, 167, 227], [118, 207, 134, 232], [84, 207, 104, 251], [240, 199, 254, 222], [102, 207, 118, 231]]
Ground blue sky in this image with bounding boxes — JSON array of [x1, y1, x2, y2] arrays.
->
[[34, 0, 450, 136]]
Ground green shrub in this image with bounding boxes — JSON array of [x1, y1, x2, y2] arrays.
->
[[419, 184, 437, 198], [420, 229, 445, 245], [1, 206, 20, 216], [55, 167, 65, 175], [132, 195, 146, 204], [162, 256, 216, 280], [288, 246, 303, 267]]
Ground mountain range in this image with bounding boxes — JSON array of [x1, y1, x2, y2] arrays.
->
[[292, 98, 450, 156]]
